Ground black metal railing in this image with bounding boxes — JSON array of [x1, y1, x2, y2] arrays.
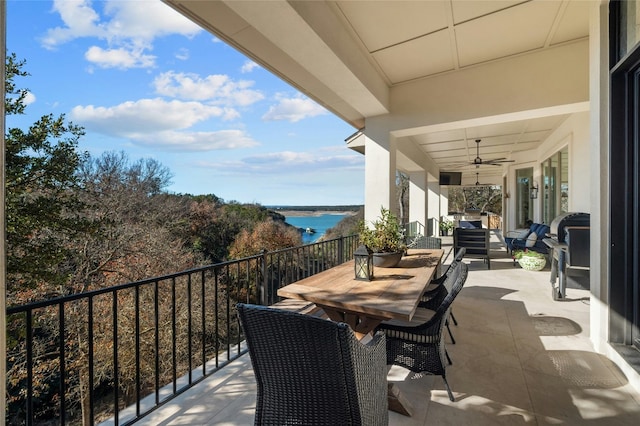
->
[[5, 235, 359, 426]]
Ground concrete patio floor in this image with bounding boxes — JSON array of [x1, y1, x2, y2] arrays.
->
[[135, 233, 640, 425]]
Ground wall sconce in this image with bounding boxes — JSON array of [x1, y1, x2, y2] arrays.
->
[[354, 244, 374, 281], [530, 182, 539, 199]]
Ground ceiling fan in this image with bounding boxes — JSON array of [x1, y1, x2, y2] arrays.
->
[[468, 139, 515, 166], [473, 172, 492, 186]]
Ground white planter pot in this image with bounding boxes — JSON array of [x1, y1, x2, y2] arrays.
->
[[518, 256, 546, 271]]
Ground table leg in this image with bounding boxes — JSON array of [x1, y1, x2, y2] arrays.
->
[[320, 306, 384, 340], [388, 383, 413, 416]]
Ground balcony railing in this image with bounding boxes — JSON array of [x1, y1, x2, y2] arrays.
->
[[5, 235, 359, 426]]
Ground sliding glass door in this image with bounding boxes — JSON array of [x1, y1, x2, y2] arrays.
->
[[610, 0, 640, 351], [515, 167, 533, 228], [542, 147, 568, 224]]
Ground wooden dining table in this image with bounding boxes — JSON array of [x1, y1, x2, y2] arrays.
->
[[277, 248, 443, 339], [277, 248, 444, 417]]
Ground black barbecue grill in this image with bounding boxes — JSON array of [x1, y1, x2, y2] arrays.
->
[[543, 212, 590, 299]]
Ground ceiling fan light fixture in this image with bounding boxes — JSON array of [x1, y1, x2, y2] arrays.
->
[[470, 138, 515, 166]]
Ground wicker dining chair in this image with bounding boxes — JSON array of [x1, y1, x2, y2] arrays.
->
[[237, 303, 388, 426], [377, 262, 469, 402], [422, 247, 466, 300], [421, 247, 466, 343]]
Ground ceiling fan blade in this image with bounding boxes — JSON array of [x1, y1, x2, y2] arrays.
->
[[444, 163, 472, 169], [488, 158, 516, 162], [470, 139, 515, 166]]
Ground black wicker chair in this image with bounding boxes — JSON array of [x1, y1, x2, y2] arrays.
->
[[421, 247, 467, 299], [421, 247, 466, 343], [237, 303, 388, 426], [377, 262, 469, 402]]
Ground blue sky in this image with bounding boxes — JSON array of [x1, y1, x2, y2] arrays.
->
[[6, 0, 364, 206]]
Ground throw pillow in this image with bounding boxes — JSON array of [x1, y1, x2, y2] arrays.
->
[[526, 232, 538, 248]]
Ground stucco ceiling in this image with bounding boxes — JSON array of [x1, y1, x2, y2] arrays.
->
[[164, 0, 591, 185]]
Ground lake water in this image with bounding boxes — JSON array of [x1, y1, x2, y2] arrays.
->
[[285, 213, 349, 244]]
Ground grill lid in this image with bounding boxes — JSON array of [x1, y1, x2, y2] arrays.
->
[[549, 212, 590, 243]]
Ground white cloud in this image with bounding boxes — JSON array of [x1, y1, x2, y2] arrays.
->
[[197, 148, 364, 175], [131, 130, 260, 152], [241, 61, 259, 73], [153, 71, 264, 106], [70, 98, 236, 135], [23, 92, 37, 106], [41, 0, 201, 69], [175, 48, 190, 61], [70, 97, 257, 152], [262, 94, 328, 122], [85, 45, 155, 69], [100, 0, 201, 41], [41, 0, 104, 47]]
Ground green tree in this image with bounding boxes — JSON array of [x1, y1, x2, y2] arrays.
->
[[5, 55, 90, 295]]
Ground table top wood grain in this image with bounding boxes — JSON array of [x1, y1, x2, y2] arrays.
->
[[277, 249, 443, 323]]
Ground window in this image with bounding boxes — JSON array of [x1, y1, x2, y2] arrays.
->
[[515, 168, 533, 228], [542, 147, 569, 224]]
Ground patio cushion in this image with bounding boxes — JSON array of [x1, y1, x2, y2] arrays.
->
[[506, 223, 550, 255], [526, 233, 538, 247]]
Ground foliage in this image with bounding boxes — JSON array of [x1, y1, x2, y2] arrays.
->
[[228, 218, 302, 259], [5, 53, 29, 115], [448, 185, 503, 215], [439, 219, 454, 232], [322, 208, 363, 241], [358, 207, 405, 253], [512, 249, 546, 259], [5, 55, 92, 292], [188, 201, 283, 263]]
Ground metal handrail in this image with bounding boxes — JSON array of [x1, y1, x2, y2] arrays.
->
[[6, 235, 359, 425]]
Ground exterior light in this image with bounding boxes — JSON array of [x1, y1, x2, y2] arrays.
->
[[530, 182, 539, 199], [354, 244, 374, 281]]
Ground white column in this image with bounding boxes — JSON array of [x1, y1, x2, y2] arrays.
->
[[364, 133, 396, 223], [428, 178, 441, 236], [440, 187, 450, 221], [408, 171, 427, 232], [589, 0, 610, 354]]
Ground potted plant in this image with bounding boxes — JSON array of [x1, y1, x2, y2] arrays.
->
[[358, 207, 406, 267], [439, 219, 454, 236], [513, 249, 547, 271]]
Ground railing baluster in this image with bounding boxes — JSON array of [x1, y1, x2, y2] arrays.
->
[[88, 296, 95, 424], [225, 263, 231, 361], [187, 273, 192, 384], [154, 280, 160, 406], [171, 277, 177, 394], [135, 285, 141, 417], [201, 270, 206, 376], [26, 310, 33, 426], [214, 267, 220, 369], [113, 290, 119, 425], [59, 302, 66, 426]]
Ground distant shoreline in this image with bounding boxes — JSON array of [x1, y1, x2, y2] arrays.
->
[[277, 210, 358, 217]]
